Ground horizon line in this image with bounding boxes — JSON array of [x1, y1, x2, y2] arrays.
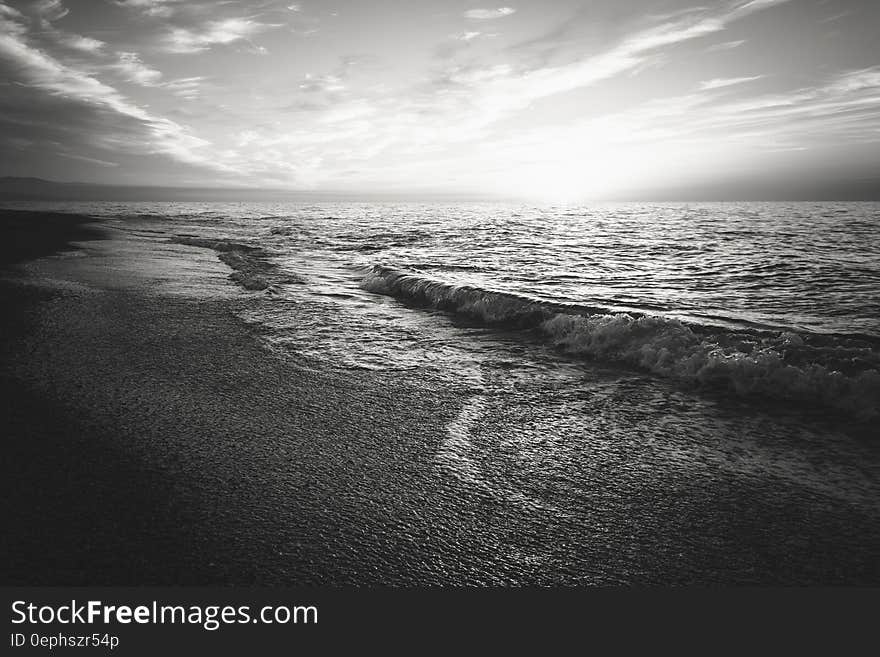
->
[[1, 176, 879, 203]]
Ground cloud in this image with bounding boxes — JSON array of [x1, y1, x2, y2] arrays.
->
[[826, 66, 880, 93], [464, 8, 516, 20], [164, 18, 277, 53], [161, 76, 203, 99], [33, 0, 69, 23], [733, 0, 786, 12], [59, 34, 106, 52], [706, 39, 746, 51], [251, 0, 800, 194], [428, 0, 796, 129], [112, 0, 184, 19], [56, 151, 120, 167], [0, 6, 223, 172], [5, 0, 867, 195], [0, 3, 22, 20], [218, 0, 801, 191], [597, 66, 880, 151], [0, 3, 105, 55], [112, 51, 162, 85], [299, 73, 345, 93], [700, 75, 763, 90], [455, 61, 880, 198], [713, 68, 880, 142], [320, 99, 376, 125], [295, 55, 369, 95]]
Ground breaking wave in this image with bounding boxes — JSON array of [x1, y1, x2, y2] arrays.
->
[[361, 264, 880, 419]]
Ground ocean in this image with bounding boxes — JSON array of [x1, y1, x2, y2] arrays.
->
[[4, 199, 879, 583], [19, 200, 877, 405]]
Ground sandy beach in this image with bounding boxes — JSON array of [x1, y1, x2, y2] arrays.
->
[[0, 211, 476, 585], [2, 209, 878, 586]]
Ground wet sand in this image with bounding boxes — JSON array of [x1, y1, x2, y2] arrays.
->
[[0, 211, 469, 584], [1, 210, 878, 585]]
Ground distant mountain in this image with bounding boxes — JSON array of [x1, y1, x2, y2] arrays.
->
[[0, 177, 60, 186], [3, 176, 878, 203], [0, 177, 497, 202], [0, 177, 286, 202], [0, 177, 76, 199]]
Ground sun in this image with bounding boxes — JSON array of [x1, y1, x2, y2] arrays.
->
[[494, 136, 633, 203], [505, 162, 604, 204]]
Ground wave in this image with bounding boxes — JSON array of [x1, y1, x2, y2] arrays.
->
[[118, 212, 175, 222], [361, 265, 880, 419], [172, 236, 306, 291]]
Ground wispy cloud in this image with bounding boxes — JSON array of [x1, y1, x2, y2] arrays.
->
[[2, 0, 876, 196], [584, 66, 880, 153], [0, 2, 21, 20], [708, 68, 880, 144], [161, 76, 203, 99], [112, 0, 184, 19], [33, 0, 68, 24], [700, 75, 763, 90], [0, 4, 224, 171], [450, 62, 880, 198], [59, 34, 106, 52], [164, 17, 277, 53], [1, 3, 105, 55], [464, 8, 516, 20], [112, 51, 162, 85], [420, 0, 793, 137], [194, 0, 802, 191], [706, 39, 746, 51], [299, 73, 345, 93], [56, 151, 120, 167]]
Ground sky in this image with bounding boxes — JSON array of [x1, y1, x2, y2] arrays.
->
[[0, 0, 879, 201]]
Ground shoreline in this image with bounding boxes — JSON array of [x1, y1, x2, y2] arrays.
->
[[0, 213, 471, 585], [1, 209, 878, 585], [0, 209, 107, 266]]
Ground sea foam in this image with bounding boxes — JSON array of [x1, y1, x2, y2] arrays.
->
[[362, 264, 880, 419]]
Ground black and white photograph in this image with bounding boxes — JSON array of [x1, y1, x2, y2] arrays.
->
[[1, 0, 878, 630]]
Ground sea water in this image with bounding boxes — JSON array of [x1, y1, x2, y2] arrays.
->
[[26, 200, 878, 413], [8, 200, 879, 582]]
